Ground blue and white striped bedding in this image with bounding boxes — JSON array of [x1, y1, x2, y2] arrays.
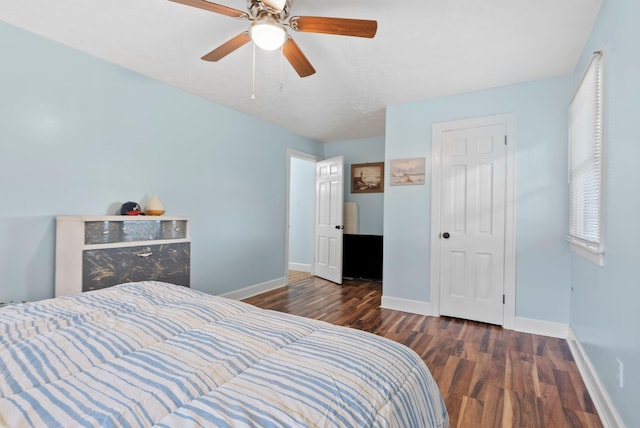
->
[[0, 281, 449, 427]]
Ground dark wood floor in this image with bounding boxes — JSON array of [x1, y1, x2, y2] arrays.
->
[[243, 272, 603, 428]]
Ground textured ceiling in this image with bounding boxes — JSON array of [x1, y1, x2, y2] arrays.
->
[[0, 0, 601, 142]]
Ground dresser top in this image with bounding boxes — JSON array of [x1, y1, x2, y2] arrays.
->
[[57, 215, 189, 222]]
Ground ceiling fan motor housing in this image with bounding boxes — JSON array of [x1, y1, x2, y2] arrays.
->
[[248, 0, 291, 21]]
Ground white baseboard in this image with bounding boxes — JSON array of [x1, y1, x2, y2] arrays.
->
[[513, 316, 569, 339], [288, 262, 311, 273], [567, 327, 625, 428], [219, 276, 286, 301], [380, 298, 571, 340], [380, 296, 435, 316]]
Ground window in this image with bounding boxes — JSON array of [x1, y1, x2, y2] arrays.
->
[[568, 51, 604, 266]]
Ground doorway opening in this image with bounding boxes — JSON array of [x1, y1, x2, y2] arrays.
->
[[285, 150, 317, 284]]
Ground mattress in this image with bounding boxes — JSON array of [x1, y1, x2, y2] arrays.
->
[[0, 281, 449, 427]]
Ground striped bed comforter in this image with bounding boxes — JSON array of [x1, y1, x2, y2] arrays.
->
[[0, 281, 449, 427]]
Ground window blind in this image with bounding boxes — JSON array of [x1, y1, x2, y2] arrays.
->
[[568, 52, 603, 251]]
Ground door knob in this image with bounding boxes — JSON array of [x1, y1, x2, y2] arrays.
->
[[335, 225, 344, 230], [442, 232, 450, 239]]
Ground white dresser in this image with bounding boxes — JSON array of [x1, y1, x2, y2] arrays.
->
[[55, 216, 190, 297]]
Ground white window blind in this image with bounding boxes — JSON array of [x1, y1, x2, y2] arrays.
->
[[568, 51, 603, 264]]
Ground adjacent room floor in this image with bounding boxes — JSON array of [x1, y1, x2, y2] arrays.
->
[[243, 271, 602, 428]]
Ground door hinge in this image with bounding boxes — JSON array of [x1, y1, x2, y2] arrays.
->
[[504, 135, 507, 145], [502, 294, 506, 304]]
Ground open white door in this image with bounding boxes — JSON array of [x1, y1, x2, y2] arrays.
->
[[314, 156, 344, 284]]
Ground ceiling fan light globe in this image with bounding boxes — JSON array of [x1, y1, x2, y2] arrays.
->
[[251, 21, 286, 51]]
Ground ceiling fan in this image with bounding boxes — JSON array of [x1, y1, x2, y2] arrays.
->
[[170, 0, 378, 77]]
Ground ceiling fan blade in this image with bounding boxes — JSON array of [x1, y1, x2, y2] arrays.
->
[[289, 16, 377, 38], [201, 32, 251, 61], [282, 36, 316, 78], [169, 0, 249, 19]]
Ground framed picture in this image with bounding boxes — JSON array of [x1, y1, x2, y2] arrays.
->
[[390, 157, 426, 186], [351, 162, 384, 193]]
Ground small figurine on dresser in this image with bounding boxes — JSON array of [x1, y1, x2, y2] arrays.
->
[[145, 195, 165, 216]]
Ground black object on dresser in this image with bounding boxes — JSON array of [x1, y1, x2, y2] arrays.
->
[[342, 234, 383, 281]]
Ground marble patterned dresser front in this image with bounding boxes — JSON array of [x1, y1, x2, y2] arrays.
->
[[82, 242, 190, 291]]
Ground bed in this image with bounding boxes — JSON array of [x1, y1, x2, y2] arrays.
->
[[0, 281, 449, 427]]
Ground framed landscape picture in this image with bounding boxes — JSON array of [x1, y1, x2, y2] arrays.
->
[[351, 162, 384, 193], [390, 157, 426, 186]]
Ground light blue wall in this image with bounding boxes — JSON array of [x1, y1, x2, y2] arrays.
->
[[324, 136, 385, 235], [569, 0, 640, 425], [0, 22, 322, 303], [384, 76, 574, 323], [288, 157, 314, 266]]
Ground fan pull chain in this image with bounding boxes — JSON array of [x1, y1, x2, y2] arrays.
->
[[279, 44, 284, 93], [251, 42, 256, 100]]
